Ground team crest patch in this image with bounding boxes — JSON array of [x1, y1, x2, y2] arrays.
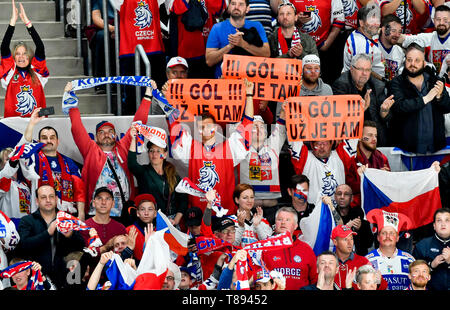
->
[[134, 1, 153, 29], [293, 255, 302, 263], [396, 1, 412, 26], [16, 85, 37, 116], [341, 0, 357, 17], [197, 161, 220, 192], [321, 171, 338, 197], [301, 5, 322, 33]]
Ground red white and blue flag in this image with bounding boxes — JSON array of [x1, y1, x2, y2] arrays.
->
[[56, 211, 90, 234], [361, 166, 441, 229], [0, 261, 44, 290], [156, 210, 189, 256]]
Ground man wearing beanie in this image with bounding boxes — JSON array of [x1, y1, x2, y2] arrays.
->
[[299, 54, 333, 96]]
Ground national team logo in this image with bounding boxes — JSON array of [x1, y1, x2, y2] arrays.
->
[[321, 171, 338, 197], [16, 85, 37, 116], [396, 1, 412, 27], [341, 0, 357, 17], [301, 5, 322, 33], [134, 1, 153, 29], [197, 161, 220, 192], [384, 59, 399, 81], [293, 255, 302, 263]]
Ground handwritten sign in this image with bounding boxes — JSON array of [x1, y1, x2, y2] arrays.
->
[[285, 95, 364, 141], [222, 54, 302, 101], [167, 79, 246, 122]]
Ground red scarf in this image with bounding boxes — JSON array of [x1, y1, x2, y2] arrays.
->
[[277, 27, 302, 56], [38, 151, 73, 202]]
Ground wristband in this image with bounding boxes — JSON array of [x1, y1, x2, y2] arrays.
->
[[144, 94, 152, 100], [25, 21, 31, 27]]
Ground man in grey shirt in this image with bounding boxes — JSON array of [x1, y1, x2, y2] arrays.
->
[[299, 54, 333, 96]]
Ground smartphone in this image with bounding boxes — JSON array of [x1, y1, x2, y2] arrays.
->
[[38, 107, 55, 117], [302, 11, 311, 16]]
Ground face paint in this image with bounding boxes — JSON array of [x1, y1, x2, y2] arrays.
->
[[293, 184, 308, 202]]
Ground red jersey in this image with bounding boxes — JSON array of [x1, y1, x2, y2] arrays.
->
[[342, 0, 365, 30], [262, 238, 318, 290], [289, 0, 345, 46], [169, 116, 252, 215], [170, 0, 225, 59], [379, 0, 430, 35], [1, 55, 48, 118], [117, 0, 165, 57]]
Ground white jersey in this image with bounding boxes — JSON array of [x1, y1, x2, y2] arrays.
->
[[343, 30, 385, 77], [288, 139, 358, 204], [402, 31, 450, 74], [238, 120, 286, 200], [366, 248, 415, 290], [0, 210, 20, 288], [0, 160, 37, 225], [379, 41, 405, 80], [229, 214, 273, 248]]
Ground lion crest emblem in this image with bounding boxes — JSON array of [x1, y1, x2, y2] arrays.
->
[[341, 0, 357, 18], [301, 5, 322, 33], [322, 171, 338, 197], [16, 85, 37, 116], [395, 1, 412, 27], [134, 1, 153, 29], [197, 161, 219, 192]]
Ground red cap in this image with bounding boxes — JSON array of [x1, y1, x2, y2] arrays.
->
[[331, 224, 357, 240], [366, 209, 412, 233], [134, 193, 156, 208]]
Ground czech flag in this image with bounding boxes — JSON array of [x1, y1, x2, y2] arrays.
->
[[299, 200, 334, 256], [134, 230, 170, 290], [106, 253, 137, 290], [156, 210, 189, 256], [361, 166, 441, 229]]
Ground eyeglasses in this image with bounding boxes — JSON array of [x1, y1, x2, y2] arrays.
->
[[352, 66, 372, 73], [166, 276, 175, 281], [221, 228, 236, 235]]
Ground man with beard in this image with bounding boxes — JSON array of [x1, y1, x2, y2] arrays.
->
[[379, 14, 405, 81], [299, 54, 333, 96], [405, 260, 431, 290], [333, 53, 395, 147], [342, 3, 385, 81], [205, 0, 270, 78], [355, 120, 391, 170], [412, 208, 450, 290], [65, 82, 153, 221], [20, 108, 86, 220], [388, 42, 450, 154], [399, 5, 450, 75], [268, 1, 318, 59]]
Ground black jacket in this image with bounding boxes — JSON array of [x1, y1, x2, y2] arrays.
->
[[413, 233, 450, 290], [332, 71, 390, 147], [388, 67, 450, 153], [15, 210, 85, 289]]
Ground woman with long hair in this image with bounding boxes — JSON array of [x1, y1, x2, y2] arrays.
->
[[128, 125, 188, 227], [231, 183, 273, 247], [1, 0, 49, 118]]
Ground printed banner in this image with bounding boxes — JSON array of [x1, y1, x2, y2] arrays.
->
[[222, 54, 302, 101], [166, 79, 246, 123], [285, 95, 364, 142]]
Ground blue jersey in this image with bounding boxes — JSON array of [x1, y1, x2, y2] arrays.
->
[[366, 248, 415, 290]]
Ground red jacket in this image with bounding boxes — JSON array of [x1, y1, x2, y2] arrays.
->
[[262, 237, 318, 290], [69, 97, 151, 213]]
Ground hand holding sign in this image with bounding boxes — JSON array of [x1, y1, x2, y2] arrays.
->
[[285, 95, 364, 142]]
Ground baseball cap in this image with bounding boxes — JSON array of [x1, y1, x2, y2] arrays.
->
[[331, 224, 357, 240], [96, 120, 115, 133], [302, 54, 321, 69], [167, 56, 189, 69], [185, 207, 203, 227], [212, 216, 235, 232], [94, 186, 113, 199], [134, 193, 156, 208]]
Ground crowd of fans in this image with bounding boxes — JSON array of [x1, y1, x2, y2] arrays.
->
[[0, 0, 449, 292]]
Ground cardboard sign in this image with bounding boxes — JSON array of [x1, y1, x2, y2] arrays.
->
[[167, 79, 246, 122], [285, 95, 364, 142], [222, 54, 302, 101]]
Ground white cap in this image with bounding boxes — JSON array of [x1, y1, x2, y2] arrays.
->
[[302, 54, 321, 68], [167, 56, 189, 69]]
